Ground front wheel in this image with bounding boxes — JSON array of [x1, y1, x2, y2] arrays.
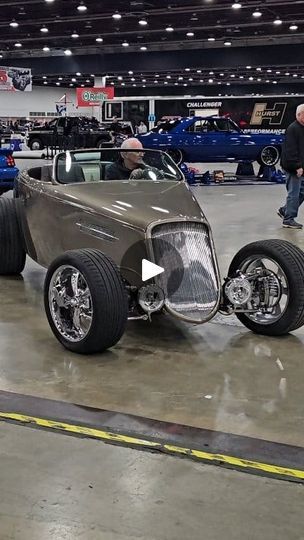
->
[[0, 198, 26, 275], [29, 138, 43, 151], [44, 249, 128, 354], [227, 240, 304, 336], [258, 146, 280, 166]]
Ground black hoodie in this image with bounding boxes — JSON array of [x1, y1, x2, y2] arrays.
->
[[280, 120, 304, 174]]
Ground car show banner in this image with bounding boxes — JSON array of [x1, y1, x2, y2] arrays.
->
[[0, 66, 32, 91], [77, 87, 114, 107]]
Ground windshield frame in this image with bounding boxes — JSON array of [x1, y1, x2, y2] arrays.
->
[[53, 148, 185, 185]]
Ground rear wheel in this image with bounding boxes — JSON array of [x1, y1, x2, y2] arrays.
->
[[0, 198, 26, 275], [228, 240, 304, 335], [258, 146, 280, 166], [167, 148, 183, 165], [44, 249, 128, 354]]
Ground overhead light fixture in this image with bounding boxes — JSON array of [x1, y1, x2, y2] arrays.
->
[[289, 24, 298, 30], [155, 74, 159, 77], [96, 37, 103, 42], [186, 32, 194, 37], [77, 2, 87, 11], [224, 41, 232, 46], [246, 65, 252, 69], [76, 72, 81, 76], [178, 76, 183, 80], [117, 76, 123, 80], [40, 25, 49, 32], [72, 78, 76, 82], [42, 76, 47, 79], [267, 69, 272, 73], [14, 42, 22, 47], [256, 67, 262, 71], [139, 18, 148, 26], [293, 73, 298, 77], [131, 77, 135, 81], [10, 20, 19, 28], [197, 69, 202, 73], [252, 9, 262, 17], [122, 41, 129, 47], [249, 76, 254, 81], [208, 78, 214, 83], [273, 81, 278, 84], [208, 37, 215, 41], [185, 68, 190, 71], [128, 70, 133, 74], [56, 82, 60, 85], [220, 73, 224, 76], [71, 31, 79, 38], [45, 0, 55, 3], [43, 46, 50, 51], [64, 49, 72, 55], [232, 2, 242, 9], [273, 17, 282, 25], [166, 25, 174, 32], [112, 12, 122, 20], [43, 81, 48, 84], [140, 46, 147, 50], [276, 71, 281, 74], [86, 79, 90, 82]]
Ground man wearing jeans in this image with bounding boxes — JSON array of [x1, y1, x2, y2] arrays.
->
[[278, 104, 304, 229]]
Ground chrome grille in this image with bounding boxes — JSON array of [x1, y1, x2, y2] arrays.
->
[[150, 221, 220, 322]]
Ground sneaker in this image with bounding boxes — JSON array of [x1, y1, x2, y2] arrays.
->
[[283, 219, 303, 229], [277, 208, 285, 219]]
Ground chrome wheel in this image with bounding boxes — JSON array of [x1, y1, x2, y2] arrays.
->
[[238, 255, 289, 325], [48, 265, 93, 342], [260, 146, 279, 166]]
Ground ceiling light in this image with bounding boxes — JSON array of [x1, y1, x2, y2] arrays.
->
[[208, 78, 214, 83], [121, 82, 125, 86], [246, 65, 252, 69], [42, 76, 47, 79], [252, 9, 262, 17], [139, 18, 148, 26], [10, 20, 19, 28], [197, 69, 202, 73], [122, 41, 129, 47], [64, 49, 72, 55], [224, 41, 232, 46], [249, 76, 254, 80], [77, 2, 87, 11], [289, 24, 298, 30], [81, 84, 85, 87], [257, 78, 261, 81], [209, 71, 214, 74], [164, 81, 168, 85], [96, 37, 103, 42], [45, 0, 55, 3], [189, 77, 193, 81], [230, 74, 235, 78], [142, 79, 146, 82], [232, 2, 242, 9], [186, 32, 194, 37], [14, 42, 22, 47], [56, 82, 60, 85], [71, 31, 79, 38], [140, 46, 147, 50], [40, 25, 49, 32], [273, 17, 282, 25], [220, 73, 224, 76], [293, 74, 298, 77], [178, 76, 183, 80], [86, 79, 90, 82], [71, 78, 76, 82], [200, 79, 204, 83], [267, 69, 272, 73], [128, 71, 133, 75], [43, 46, 50, 51], [76, 72, 81, 76], [154, 80, 158, 83], [132, 84, 136, 87], [155, 74, 159, 77], [58, 77, 63, 80], [166, 75, 171, 79], [239, 75, 244, 79], [69, 83, 73, 87], [276, 71, 281, 74], [43, 81, 48, 84], [166, 25, 174, 32], [208, 37, 215, 41], [285, 72, 290, 75], [256, 67, 262, 71], [131, 77, 135, 81], [112, 12, 122, 19], [273, 81, 278, 84], [117, 76, 123, 80], [185, 68, 190, 71]]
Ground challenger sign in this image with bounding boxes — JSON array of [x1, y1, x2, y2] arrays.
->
[[77, 87, 114, 107]]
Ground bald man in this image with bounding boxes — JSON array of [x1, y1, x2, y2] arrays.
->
[[105, 138, 146, 180]]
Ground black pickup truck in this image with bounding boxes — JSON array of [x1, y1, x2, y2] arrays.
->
[[26, 116, 113, 151]]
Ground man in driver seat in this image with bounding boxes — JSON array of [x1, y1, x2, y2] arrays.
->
[[105, 138, 147, 180]]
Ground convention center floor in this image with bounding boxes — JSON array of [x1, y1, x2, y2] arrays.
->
[[0, 158, 304, 539]]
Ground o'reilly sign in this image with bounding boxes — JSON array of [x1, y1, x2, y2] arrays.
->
[[76, 87, 114, 107]]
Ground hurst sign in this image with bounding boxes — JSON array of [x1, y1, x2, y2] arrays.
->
[[250, 102, 287, 126], [77, 87, 114, 107]]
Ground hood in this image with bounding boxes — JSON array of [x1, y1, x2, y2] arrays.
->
[[55, 180, 204, 231]]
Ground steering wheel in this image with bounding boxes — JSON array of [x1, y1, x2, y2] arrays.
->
[[129, 167, 165, 180]]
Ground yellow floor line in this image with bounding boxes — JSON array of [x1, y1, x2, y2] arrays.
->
[[1, 411, 304, 481]]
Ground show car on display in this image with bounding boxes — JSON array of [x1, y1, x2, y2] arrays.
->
[[26, 116, 113, 151], [1, 148, 304, 355], [137, 116, 284, 166], [0, 148, 18, 195]]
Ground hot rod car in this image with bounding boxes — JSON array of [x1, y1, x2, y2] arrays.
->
[[0, 148, 303, 355], [137, 116, 284, 166]]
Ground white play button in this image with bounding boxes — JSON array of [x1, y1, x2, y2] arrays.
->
[[142, 259, 164, 282]]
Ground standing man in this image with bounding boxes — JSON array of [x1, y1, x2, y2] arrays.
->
[[278, 104, 304, 229]]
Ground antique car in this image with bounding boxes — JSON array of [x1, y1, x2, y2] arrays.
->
[[0, 148, 303, 355], [0, 148, 19, 195], [137, 116, 284, 166]]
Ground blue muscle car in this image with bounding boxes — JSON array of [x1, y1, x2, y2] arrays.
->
[[0, 149, 19, 195], [138, 116, 284, 166]]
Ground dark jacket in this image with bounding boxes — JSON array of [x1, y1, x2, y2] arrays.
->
[[280, 120, 304, 173], [105, 159, 135, 180]]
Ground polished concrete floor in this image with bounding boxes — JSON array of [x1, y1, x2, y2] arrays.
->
[[1, 160, 304, 537]]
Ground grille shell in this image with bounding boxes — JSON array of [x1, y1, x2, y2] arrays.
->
[[149, 221, 220, 323]]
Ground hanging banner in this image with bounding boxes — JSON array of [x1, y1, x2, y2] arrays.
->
[[0, 66, 32, 92], [77, 87, 114, 107]]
